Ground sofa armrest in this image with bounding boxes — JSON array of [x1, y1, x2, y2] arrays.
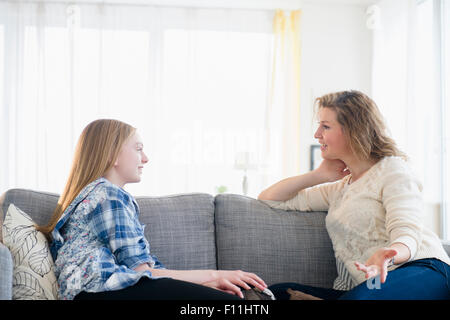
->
[[441, 239, 450, 257], [0, 242, 13, 300]]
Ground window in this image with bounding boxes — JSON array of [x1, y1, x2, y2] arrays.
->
[[158, 29, 271, 196], [0, 25, 3, 108], [0, 3, 274, 199], [414, 0, 450, 239], [441, 0, 450, 239], [0, 24, 5, 192], [372, 0, 450, 239], [414, 0, 442, 236], [17, 25, 152, 192]]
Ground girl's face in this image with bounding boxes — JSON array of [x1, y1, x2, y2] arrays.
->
[[314, 107, 351, 160], [112, 131, 149, 186]]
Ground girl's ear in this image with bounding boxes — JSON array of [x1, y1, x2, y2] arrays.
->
[[111, 151, 120, 167]]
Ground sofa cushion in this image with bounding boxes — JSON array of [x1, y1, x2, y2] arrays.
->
[[214, 194, 337, 288], [136, 193, 217, 270], [2, 204, 58, 299]]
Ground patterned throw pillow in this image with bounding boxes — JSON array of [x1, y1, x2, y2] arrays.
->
[[1, 204, 58, 300]]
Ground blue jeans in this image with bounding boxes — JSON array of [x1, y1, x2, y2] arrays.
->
[[268, 258, 450, 300]]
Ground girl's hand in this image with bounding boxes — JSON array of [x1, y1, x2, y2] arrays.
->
[[315, 159, 350, 183], [202, 270, 267, 298], [354, 247, 397, 284]]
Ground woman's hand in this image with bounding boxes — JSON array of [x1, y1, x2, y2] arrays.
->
[[258, 158, 349, 201], [315, 159, 350, 183], [354, 247, 397, 284], [143, 266, 268, 299], [202, 270, 267, 299]]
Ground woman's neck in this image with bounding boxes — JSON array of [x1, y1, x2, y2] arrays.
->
[[343, 157, 377, 184]]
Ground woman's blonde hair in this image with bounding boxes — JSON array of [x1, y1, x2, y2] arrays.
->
[[37, 119, 136, 237], [315, 90, 407, 162]]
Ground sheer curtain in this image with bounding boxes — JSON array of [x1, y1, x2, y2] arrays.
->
[[442, 0, 450, 240], [0, 1, 302, 198], [261, 9, 302, 188], [371, 0, 448, 238]]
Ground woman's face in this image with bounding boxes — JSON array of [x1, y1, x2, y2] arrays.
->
[[314, 107, 351, 160], [113, 131, 149, 186]]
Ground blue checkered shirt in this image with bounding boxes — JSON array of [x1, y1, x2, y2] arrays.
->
[[51, 178, 166, 300]]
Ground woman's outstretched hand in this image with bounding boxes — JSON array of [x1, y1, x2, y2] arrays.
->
[[354, 247, 397, 284]]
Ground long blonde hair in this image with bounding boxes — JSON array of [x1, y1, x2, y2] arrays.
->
[[315, 90, 407, 162], [38, 119, 136, 237]]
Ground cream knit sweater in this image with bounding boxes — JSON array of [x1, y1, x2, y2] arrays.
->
[[263, 156, 450, 288]]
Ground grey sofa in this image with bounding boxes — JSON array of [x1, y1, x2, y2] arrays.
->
[[1, 188, 449, 300], [0, 188, 337, 300]]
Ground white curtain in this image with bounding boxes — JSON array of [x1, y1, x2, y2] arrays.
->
[[371, 0, 447, 238], [0, 1, 288, 198], [442, 0, 450, 239], [261, 9, 302, 188]]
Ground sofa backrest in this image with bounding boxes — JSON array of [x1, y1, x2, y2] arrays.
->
[[1, 189, 59, 228], [214, 194, 337, 287], [1, 189, 218, 271], [136, 193, 217, 270]]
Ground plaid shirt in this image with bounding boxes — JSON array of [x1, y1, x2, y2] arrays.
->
[[51, 178, 165, 300]]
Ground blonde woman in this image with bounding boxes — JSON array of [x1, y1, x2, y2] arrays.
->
[[39, 119, 267, 300], [261, 90, 450, 300]]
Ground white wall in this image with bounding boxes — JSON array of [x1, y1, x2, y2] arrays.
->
[[298, 1, 373, 173]]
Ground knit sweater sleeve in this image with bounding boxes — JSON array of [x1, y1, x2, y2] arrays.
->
[[261, 180, 344, 212], [382, 158, 423, 261]]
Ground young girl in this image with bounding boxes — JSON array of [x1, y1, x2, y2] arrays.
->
[[39, 119, 267, 300], [261, 90, 450, 300]]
